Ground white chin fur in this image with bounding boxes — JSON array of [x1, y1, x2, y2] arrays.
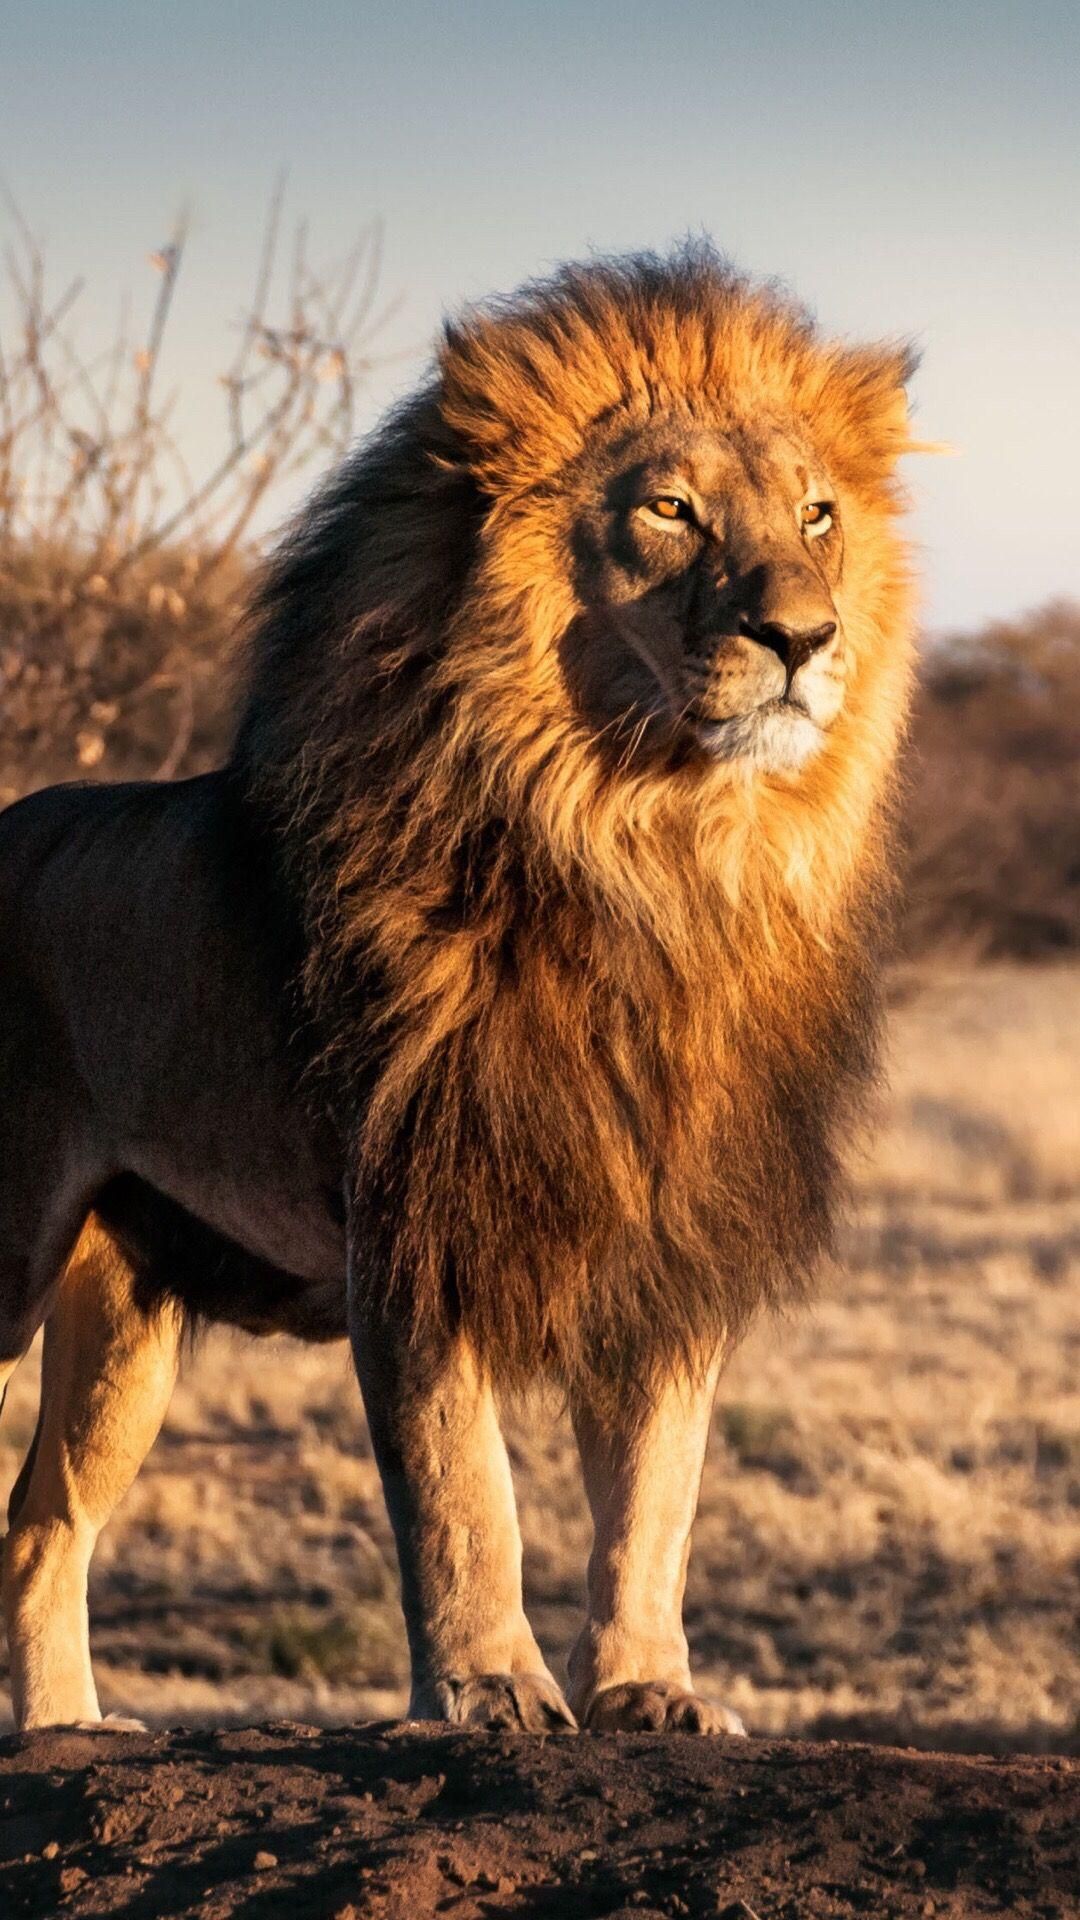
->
[[697, 705, 824, 771]]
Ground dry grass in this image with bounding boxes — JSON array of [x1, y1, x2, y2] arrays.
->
[[2, 961, 1077, 1753]]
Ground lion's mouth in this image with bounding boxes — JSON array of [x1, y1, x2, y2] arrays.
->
[[691, 693, 824, 769], [691, 688, 811, 731]]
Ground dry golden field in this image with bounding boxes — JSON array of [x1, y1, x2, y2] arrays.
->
[[2, 962, 1078, 1753]]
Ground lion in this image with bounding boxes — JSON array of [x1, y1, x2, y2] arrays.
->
[[0, 245, 922, 1735]]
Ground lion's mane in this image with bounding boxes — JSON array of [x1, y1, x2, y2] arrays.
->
[[232, 245, 917, 1399]]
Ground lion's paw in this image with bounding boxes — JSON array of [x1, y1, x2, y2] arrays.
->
[[424, 1673, 578, 1732], [584, 1681, 745, 1736]]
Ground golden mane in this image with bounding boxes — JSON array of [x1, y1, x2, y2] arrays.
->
[[233, 244, 918, 1401]]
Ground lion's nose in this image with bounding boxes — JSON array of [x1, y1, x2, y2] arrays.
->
[[738, 614, 837, 677]]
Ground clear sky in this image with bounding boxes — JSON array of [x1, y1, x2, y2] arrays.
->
[[3, 0, 1078, 632]]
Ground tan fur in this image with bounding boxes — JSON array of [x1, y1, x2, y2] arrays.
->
[[3, 1220, 181, 1729], [1, 245, 923, 1732], [348, 1262, 574, 1728], [568, 1351, 745, 1731]]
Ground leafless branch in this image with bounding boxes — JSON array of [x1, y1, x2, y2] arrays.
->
[[0, 188, 388, 801]]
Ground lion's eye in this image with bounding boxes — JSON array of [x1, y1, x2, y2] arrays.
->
[[800, 501, 834, 539], [641, 495, 693, 530]]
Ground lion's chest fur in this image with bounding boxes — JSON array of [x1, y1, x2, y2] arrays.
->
[[345, 858, 880, 1395]]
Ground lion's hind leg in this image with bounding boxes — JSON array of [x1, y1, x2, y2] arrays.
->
[[2, 1216, 181, 1731]]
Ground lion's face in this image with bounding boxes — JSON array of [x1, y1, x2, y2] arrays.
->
[[558, 413, 850, 774]]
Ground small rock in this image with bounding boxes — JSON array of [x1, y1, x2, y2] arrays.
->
[[42, 1841, 60, 1860], [253, 1850, 278, 1871]]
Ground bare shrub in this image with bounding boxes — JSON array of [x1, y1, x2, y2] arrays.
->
[[0, 190, 391, 801]]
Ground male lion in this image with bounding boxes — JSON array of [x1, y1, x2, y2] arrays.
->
[[0, 246, 921, 1734]]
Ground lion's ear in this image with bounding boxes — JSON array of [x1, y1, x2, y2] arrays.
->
[[851, 342, 916, 451], [876, 349, 916, 447], [819, 341, 949, 481], [437, 309, 618, 494], [437, 317, 508, 475], [867, 347, 952, 457]]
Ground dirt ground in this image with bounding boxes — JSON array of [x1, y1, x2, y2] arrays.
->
[[1, 963, 1079, 1912], [1, 1721, 1077, 1919]]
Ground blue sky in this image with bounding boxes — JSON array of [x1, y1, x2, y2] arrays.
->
[[3, 0, 1078, 630]]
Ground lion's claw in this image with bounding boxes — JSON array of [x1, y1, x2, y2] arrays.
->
[[423, 1673, 578, 1732], [584, 1681, 745, 1735]]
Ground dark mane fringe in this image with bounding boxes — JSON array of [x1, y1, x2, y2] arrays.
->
[[232, 244, 915, 1405]]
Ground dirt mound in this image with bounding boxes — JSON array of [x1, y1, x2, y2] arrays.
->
[[0, 1723, 1076, 1919]]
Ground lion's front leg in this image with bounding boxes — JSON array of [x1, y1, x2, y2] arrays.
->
[[567, 1358, 745, 1735], [348, 1269, 575, 1732]]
